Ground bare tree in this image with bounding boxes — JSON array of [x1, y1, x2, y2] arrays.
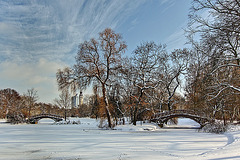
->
[[54, 89, 71, 121], [56, 28, 127, 128], [186, 0, 240, 122], [188, 0, 240, 95], [0, 88, 24, 122], [159, 49, 190, 110], [24, 88, 38, 117], [124, 42, 166, 125]]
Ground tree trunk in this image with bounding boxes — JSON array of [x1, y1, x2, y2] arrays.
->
[[28, 106, 31, 117], [133, 106, 138, 125], [222, 110, 226, 126], [64, 107, 67, 121], [167, 101, 171, 111], [102, 84, 112, 128]]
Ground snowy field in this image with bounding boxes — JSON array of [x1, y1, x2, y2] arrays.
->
[[0, 118, 240, 160]]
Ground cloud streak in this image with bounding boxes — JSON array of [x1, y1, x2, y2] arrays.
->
[[0, 0, 149, 102], [164, 25, 188, 51], [0, 0, 188, 103], [0, 0, 147, 64]]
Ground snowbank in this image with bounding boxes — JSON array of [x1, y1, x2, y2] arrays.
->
[[114, 122, 160, 131], [0, 119, 7, 123]]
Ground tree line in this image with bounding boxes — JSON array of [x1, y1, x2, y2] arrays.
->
[[56, 0, 240, 128], [0, 0, 239, 127], [0, 88, 94, 123]]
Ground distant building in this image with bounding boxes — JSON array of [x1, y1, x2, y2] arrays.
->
[[71, 93, 79, 108], [79, 92, 83, 106], [71, 92, 83, 108]]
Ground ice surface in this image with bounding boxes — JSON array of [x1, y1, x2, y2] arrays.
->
[[0, 118, 239, 160]]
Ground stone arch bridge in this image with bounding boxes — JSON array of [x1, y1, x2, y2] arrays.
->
[[151, 110, 214, 128], [27, 114, 63, 124]]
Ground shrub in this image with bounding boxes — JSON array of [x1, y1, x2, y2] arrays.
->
[[6, 112, 25, 124], [200, 122, 229, 134]]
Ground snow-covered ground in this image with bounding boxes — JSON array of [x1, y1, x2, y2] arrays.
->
[[0, 118, 240, 160]]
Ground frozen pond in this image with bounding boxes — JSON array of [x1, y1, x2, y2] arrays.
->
[[0, 118, 239, 160]]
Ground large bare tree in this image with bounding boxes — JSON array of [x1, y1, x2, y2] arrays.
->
[[186, 0, 240, 122], [124, 42, 166, 125], [56, 28, 127, 128], [188, 0, 240, 95], [159, 49, 190, 110]]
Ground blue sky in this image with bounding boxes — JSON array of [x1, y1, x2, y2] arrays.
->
[[0, 0, 192, 103]]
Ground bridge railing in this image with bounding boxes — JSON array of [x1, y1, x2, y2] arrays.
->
[[26, 114, 64, 124], [153, 110, 206, 119], [29, 114, 63, 120]]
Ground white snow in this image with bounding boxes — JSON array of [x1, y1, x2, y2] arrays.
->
[[0, 118, 240, 160]]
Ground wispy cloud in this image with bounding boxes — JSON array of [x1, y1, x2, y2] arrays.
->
[[0, 0, 190, 102], [0, 0, 148, 102], [159, 0, 176, 14], [0, 0, 147, 64], [164, 25, 187, 51]]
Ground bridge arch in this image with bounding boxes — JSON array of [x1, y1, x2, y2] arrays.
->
[[27, 114, 63, 124], [151, 110, 213, 128]]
